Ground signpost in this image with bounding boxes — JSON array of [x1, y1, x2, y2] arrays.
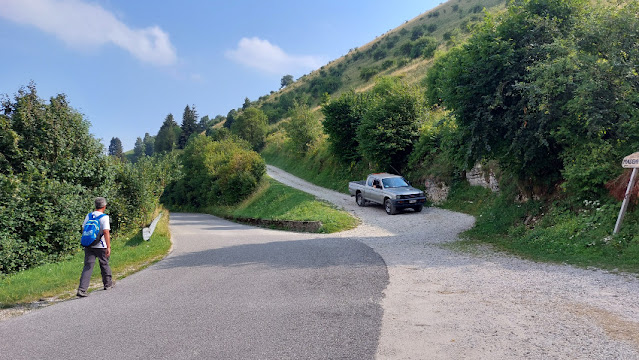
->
[[613, 152, 639, 234]]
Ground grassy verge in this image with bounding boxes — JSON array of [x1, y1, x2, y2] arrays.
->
[[0, 209, 172, 307], [204, 177, 359, 233], [262, 133, 369, 194], [440, 182, 639, 274]]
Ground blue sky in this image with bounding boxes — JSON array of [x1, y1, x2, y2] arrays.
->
[[1, 0, 442, 150]]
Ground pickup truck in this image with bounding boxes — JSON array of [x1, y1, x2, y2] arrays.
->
[[348, 173, 426, 215]]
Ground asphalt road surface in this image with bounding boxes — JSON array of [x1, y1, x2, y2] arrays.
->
[[0, 213, 388, 359]]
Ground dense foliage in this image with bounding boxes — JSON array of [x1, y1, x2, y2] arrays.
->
[[162, 135, 266, 208], [0, 85, 180, 274], [426, 0, 639, 199], [231, 107, 268, 151], [322, 77, 425, 172], [283, 104, 321, 153]]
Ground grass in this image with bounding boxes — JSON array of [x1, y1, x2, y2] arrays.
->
[[440, 181, 639, 274], [262, 134, 369, 194], [204, 176, 359, 233], [0, 210, 172, 307]]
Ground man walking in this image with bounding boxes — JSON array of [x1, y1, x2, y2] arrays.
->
[[77, 197, 113, 297]]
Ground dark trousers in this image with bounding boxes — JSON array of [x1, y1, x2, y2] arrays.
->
[[78, 247, 112, 292]]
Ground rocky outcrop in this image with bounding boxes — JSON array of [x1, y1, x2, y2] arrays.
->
[[466, 163, 499, 192], [423, 178, 450, 205]]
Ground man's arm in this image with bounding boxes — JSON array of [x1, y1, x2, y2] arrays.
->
[[104, 230, 111, 257]]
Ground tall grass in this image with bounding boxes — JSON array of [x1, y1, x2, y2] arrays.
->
[[441, 182, 639, 273]]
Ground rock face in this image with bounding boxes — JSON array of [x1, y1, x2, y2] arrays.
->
[[422, 163, 499, 204], [423, 178, 450, 205], [466, 163, 499, 192]]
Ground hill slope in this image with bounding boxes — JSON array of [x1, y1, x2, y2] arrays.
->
[[250, 0, 506, 123]]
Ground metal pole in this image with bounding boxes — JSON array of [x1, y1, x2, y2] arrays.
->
[[613, 168, 638, 234]]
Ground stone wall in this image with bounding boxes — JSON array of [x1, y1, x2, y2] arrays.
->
[[228, 216, 322, 232]]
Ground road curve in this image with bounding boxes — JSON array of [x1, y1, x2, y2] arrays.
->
[[0, 213, 387, 359], [266, 165, 639, 359]]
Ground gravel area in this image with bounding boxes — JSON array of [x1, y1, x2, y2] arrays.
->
[[267, 165, 639, 359]]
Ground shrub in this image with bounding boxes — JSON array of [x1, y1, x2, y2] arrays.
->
[[283, 104, 321, 154], [162, 135, 265, 208]]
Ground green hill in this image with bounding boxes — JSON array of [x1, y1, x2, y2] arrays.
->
[[249, 0, 506, 123]]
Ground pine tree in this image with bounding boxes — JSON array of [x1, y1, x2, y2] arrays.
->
[[143, 132, 155, 156], [133, 137, 146, 161], [108, 137, 125, 160], [155, 113, 180, 153], [178, 105, 198, 149]]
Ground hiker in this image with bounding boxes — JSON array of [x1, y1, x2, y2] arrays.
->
[[77, 197, 113, 297]]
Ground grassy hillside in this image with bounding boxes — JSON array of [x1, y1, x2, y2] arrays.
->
[[247, 0, 506, 124]]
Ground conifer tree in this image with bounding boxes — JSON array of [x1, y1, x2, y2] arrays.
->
[[108, 137, 125, 160], [178, 105, 198, 149]]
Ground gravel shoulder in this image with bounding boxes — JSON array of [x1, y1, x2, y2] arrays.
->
[[267, 165, 639, 359]]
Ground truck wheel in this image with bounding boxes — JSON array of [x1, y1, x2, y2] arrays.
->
[[384, 198, 397, 215], [413, 205, 423, 213], [356, 192, 366, 207]]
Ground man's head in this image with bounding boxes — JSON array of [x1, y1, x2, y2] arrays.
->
[[95, 197, 107, 210]]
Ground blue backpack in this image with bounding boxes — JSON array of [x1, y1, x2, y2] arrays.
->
[[81, 213, 107, 247]]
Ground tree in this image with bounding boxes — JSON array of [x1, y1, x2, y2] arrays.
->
[[154, 113, 181, 153], [242, 97, 251, 110], [143, 133, 154, 157], [280, 74, 294, 88], [133, 137, 146, 161], [224, 109, 237, 129], [108, 137, 125, 160], [322, 91, 367, 162], [198, 115, 210, 132], [357, 77, 424, 172], [283, 104, 321, 153], [178, 105, 198, 149], [231, 107, 268, 151]]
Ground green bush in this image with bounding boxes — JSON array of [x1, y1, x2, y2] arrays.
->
[[163, 135, 265, 208], [357, 77, 424, 172]]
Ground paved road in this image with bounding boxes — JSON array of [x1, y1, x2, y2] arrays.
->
[[0, 213, 387, 359]]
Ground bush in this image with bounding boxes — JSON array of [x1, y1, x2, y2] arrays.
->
[[357, 77, 424, 172], [162, 135, 265, 208], [283, 104, 321, 153]]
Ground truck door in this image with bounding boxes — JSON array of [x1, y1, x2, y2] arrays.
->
[[370, 178, 384, 204]]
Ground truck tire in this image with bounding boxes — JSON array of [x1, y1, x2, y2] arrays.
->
[[384, 198, 397, 215], [413, 205, 423, 213], [356, 192, 366, 207]]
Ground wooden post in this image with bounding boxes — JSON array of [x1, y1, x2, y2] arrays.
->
[[614, 168, 638, 234]]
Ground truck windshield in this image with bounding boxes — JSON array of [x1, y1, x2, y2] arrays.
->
[[382, 177, 409, 188]]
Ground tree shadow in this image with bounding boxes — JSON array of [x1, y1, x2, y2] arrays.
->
[[155, 237, 388, 272]]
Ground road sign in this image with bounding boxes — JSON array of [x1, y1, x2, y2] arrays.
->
[[622, 152, 639, 168], [614, 152, 639, 234]]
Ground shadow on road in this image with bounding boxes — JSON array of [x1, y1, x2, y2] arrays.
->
[[156, 237, 388, 271]]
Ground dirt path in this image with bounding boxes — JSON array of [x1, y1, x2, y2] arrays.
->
[[267, 165, 639, 359]]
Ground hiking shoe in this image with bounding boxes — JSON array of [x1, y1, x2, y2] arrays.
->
[[104, 281, 115, 290], [76, 290, 88, 297]]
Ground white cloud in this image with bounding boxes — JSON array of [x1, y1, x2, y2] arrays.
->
[[0, 0, 177, 66], [225, 37, 324, 75]]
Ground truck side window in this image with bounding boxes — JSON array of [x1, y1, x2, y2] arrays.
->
[[367, 177, 373, 187], [373, 179, 381, 189]]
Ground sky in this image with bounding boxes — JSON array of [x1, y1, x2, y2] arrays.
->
[[0, 0, 443, 150]]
